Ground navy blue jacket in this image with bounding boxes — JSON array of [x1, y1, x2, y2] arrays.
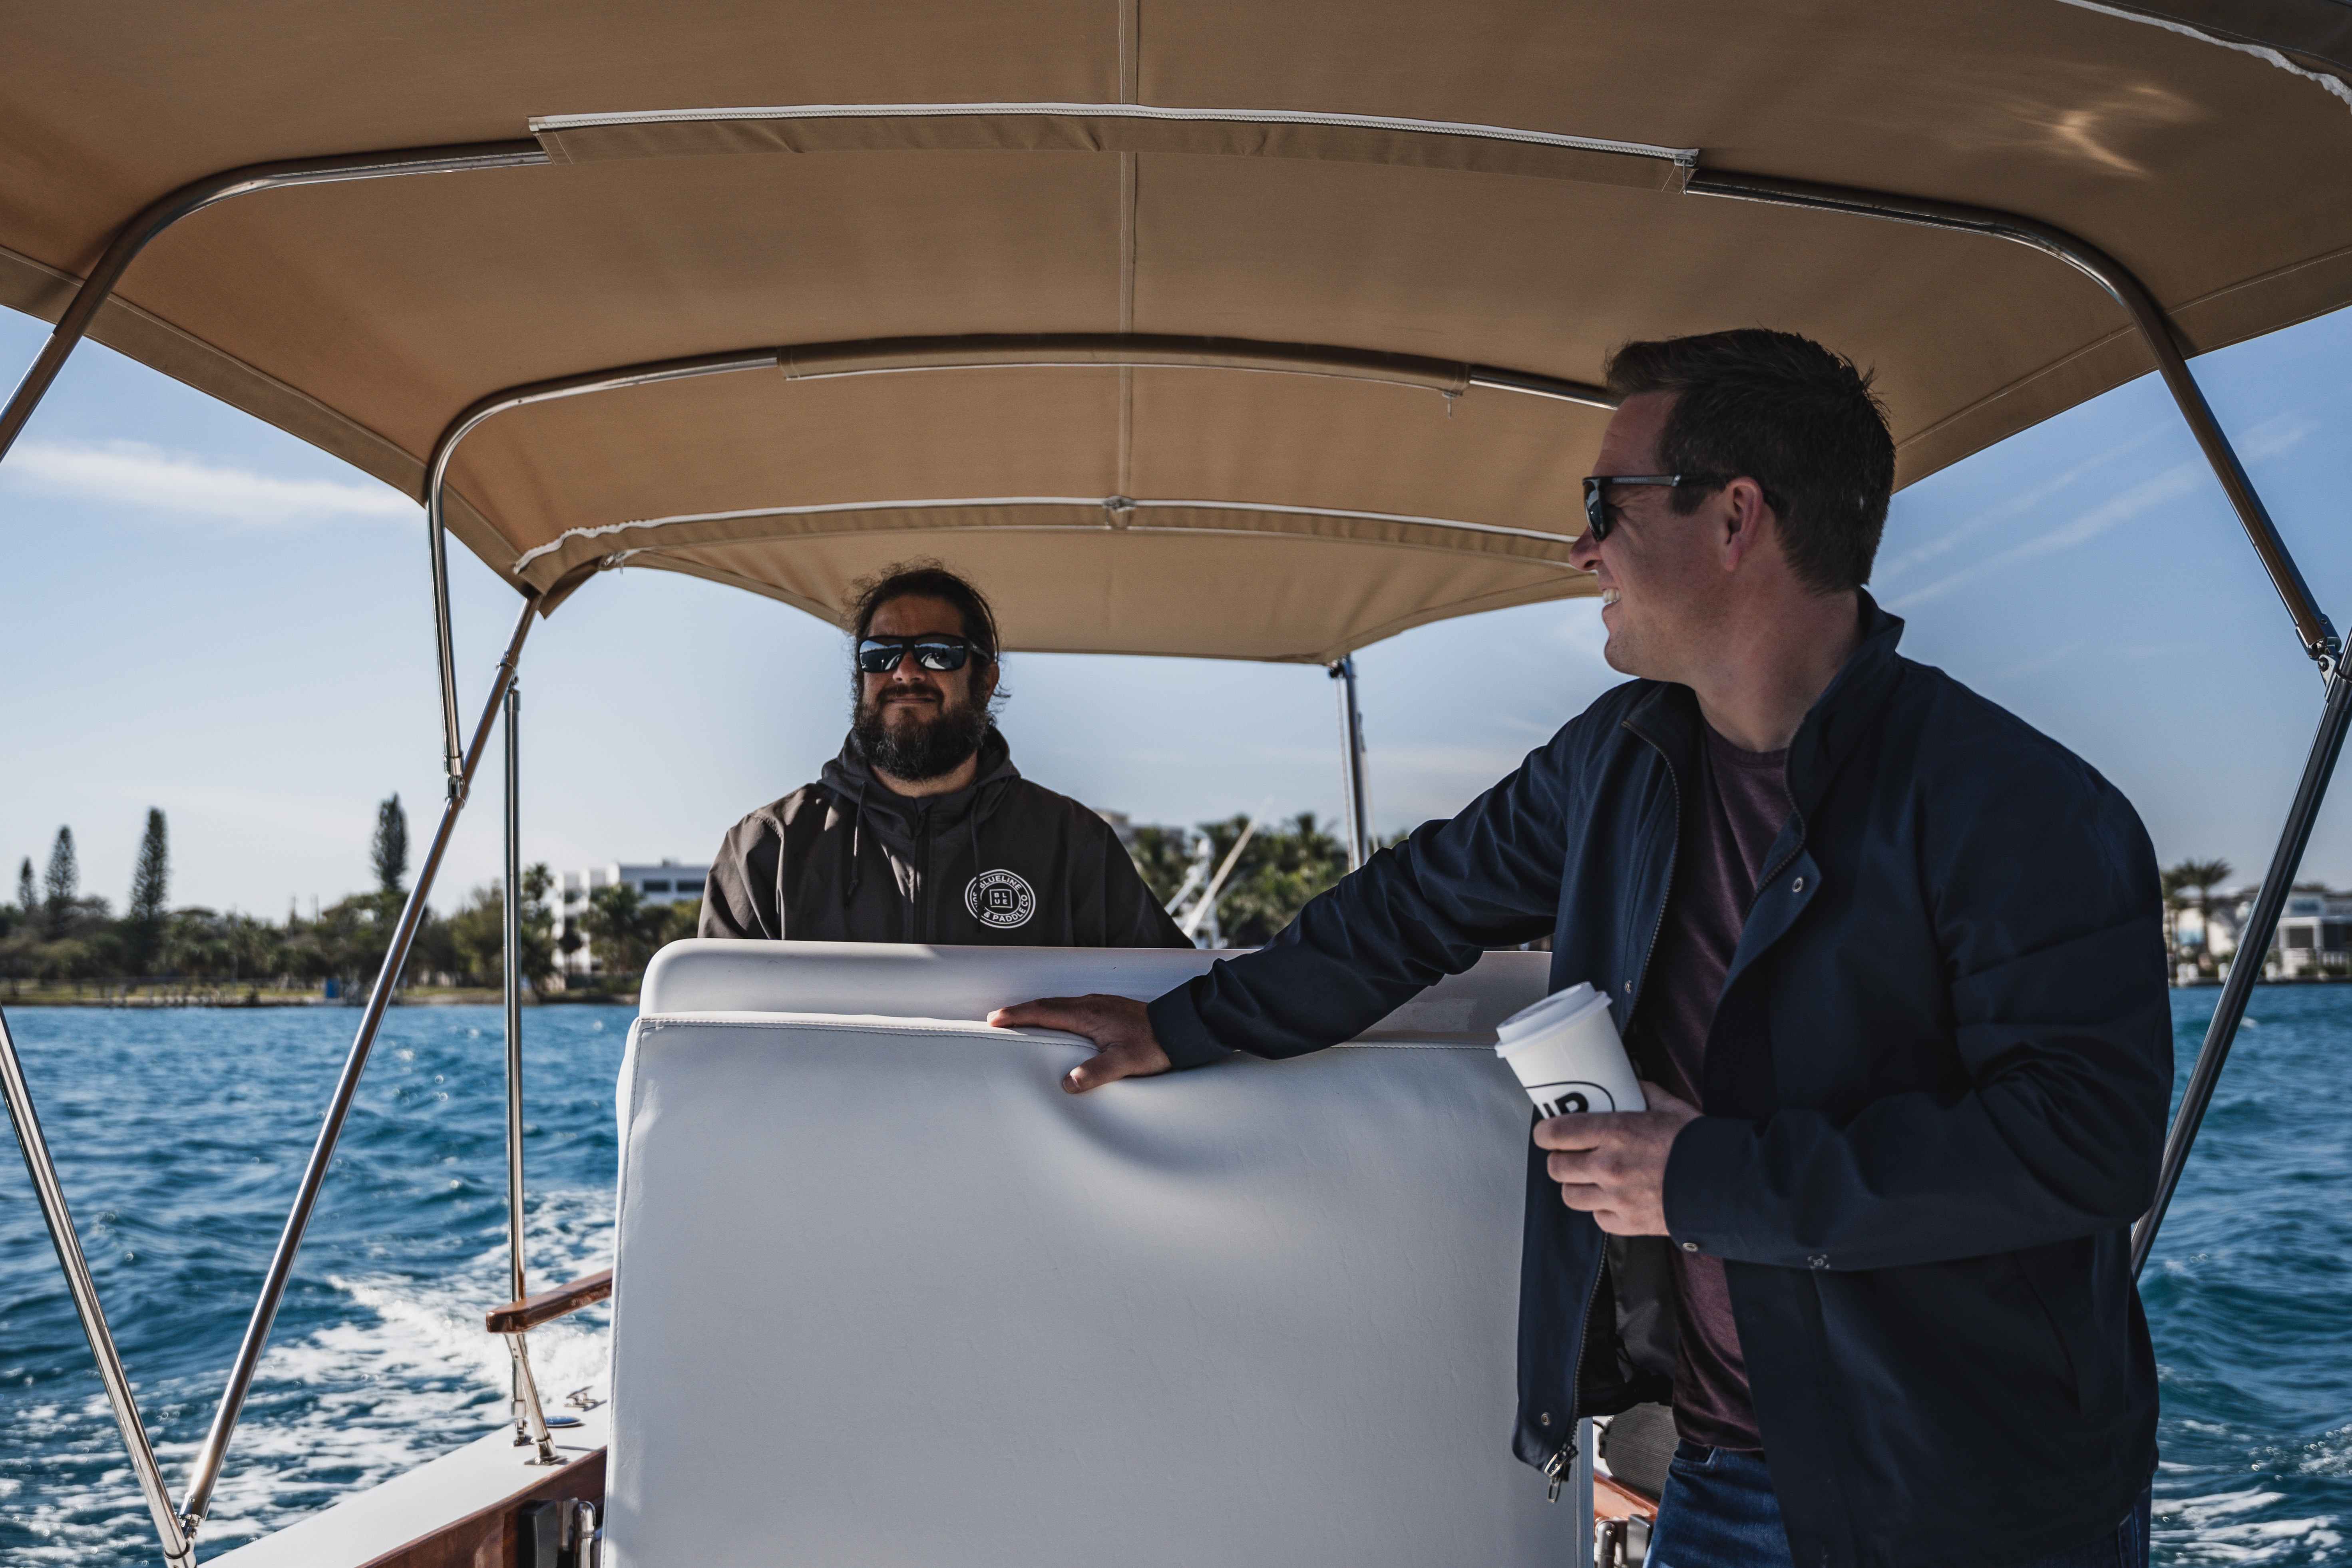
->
[[1149, 598, 2170, 1568]]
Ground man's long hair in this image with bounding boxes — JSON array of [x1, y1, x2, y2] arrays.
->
[[843, 559, 1009, 717]]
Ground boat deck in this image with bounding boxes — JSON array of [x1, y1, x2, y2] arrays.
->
[[207, 1404, 608, 1568]]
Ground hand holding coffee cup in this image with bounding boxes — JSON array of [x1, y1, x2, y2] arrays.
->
[[1494, 982, 1646, 1117]]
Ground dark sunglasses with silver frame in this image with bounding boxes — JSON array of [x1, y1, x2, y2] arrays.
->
[[856, 633, 989, 675], [1580, 473, 1734, 542], [1590, 470, 1787, 543]]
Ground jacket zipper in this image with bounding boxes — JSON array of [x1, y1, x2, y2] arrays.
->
[[1547, 726, 1684, 1493]]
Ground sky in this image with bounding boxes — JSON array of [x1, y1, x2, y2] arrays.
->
[[5, 302, 2352, 919]]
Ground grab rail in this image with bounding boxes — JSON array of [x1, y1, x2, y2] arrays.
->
[[488, 1268, 615, 1335]]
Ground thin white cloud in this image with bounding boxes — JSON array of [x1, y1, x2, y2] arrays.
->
[[2241, 412, 2318, 460], [1889, 459, 2203, 610], [1876, 424, 2168, 585], [5, 440, 414, 524]]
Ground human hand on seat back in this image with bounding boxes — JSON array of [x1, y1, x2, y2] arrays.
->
[[1533, 1082, 1701, 1236], [987, 994, 1172, 1094]]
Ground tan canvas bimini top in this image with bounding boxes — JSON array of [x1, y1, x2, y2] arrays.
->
[[5, 0, 2352, 659]]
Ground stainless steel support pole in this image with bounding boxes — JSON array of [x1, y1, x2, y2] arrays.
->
[[1684, 169, 2339, 668], [0, 141, 547, 471], [2132, 668, 2352, 1275], [1328, 657, 1371, 870], [502, 681, 526, 1304], [502, 1332, 565, 1467], [420, 348, 778, 792], [502, 681, 533, 1442], [0, 1005, 197, 1568], [428, 492, 467, 796], [179, 596, 538, 1534]]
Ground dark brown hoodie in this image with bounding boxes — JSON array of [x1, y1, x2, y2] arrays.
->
[[700, 728, 1191, 948]]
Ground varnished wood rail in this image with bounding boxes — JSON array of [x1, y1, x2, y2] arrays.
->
[[486, 1268, 612, 1334]]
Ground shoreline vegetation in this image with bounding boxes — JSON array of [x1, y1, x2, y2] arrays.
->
[[3, 797, 687, 1011], [6, 802, 1364, 1010], [2, 983, 636, 1008]]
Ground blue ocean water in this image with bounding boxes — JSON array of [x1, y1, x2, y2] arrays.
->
[[0, 991, 2345, 1564], [0, 1004, 625, 1564]]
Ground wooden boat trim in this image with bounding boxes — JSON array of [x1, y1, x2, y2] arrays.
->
[[486, 1267, 613, 1335]]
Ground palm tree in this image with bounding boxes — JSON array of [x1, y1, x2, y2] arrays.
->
[[2179, 858, 2233, 973]]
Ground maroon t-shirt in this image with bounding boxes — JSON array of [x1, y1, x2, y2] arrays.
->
[[1630, 721, 1792, 1453]]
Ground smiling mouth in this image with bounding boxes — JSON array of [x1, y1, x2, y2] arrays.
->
[[1600, 588, 1621, 607]]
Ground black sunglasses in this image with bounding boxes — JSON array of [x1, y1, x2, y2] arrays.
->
[[856, 634, 987, 675], [1581, 474, 1730, 542]]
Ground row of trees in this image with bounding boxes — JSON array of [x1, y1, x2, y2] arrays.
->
[[1128, 811, 1357, 946], [2, 799, 1360, 994], [0, 799, 696, 993]]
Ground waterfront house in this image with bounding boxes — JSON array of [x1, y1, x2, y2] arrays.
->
[[557, 861, 708, 975]]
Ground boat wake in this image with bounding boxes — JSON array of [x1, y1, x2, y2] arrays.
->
[[4, 1187, 612, 1564]]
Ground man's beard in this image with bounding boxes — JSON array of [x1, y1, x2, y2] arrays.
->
[[853, 685, 991, 782]]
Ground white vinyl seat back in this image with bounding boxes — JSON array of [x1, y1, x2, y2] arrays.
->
[[609, 941, 1566, 1568]]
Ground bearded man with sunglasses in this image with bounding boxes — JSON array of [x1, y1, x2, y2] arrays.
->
[[996, 331, 2169, 1568], [701, 562, 1188, 949]]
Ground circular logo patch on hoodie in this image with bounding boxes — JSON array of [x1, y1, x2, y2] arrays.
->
[[965, 868, 1037, 930]]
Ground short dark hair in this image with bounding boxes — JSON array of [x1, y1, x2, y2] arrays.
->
[[1603, 329, 1895, 594]]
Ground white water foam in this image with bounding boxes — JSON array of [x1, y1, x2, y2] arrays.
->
[[2158, 1486, 2344, 1563], [4, 1187, 613, 1562]]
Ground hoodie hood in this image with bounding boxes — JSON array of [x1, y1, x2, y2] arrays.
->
[[698, 722, 1190, 951], [818, 725, 1021, 911], [820, 724, 1020, 836]]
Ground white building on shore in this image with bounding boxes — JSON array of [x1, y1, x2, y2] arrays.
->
[[2174, 884, 2352, 981], [2265, 887, 2352, 978], [557, 860, 709, 975]]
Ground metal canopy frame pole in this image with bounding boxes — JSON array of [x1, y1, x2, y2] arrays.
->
[[1328, 657, 1371, 870], [501, 681, 533, 1437], [1682, 167, 2345, 1272], [178, 594, 540, 1534], [422, 350, 779, 786], [1685, 169, 2338, 669], [0, 140, 547, 470], [0, 139, 552, 1558], [503, 683, 527, 1305], [497, 683, 559, 1465], [0, 1005, 197, 1568], [2133, 668, 2352, 1274], [417, 333, 1612, 693]]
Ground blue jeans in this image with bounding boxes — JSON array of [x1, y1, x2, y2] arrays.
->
[[1646, 1441, 2151, 1568]]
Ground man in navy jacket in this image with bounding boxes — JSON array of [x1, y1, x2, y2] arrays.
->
[[996, 330, 2170, 1568]]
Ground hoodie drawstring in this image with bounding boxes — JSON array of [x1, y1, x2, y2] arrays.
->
[[842, 782, 868, 909]]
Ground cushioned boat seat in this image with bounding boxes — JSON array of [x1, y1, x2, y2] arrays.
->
[[608, 939, 1564, 1567]]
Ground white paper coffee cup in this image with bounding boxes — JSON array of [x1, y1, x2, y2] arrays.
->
[[1494, 982, 1647, 1117]]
